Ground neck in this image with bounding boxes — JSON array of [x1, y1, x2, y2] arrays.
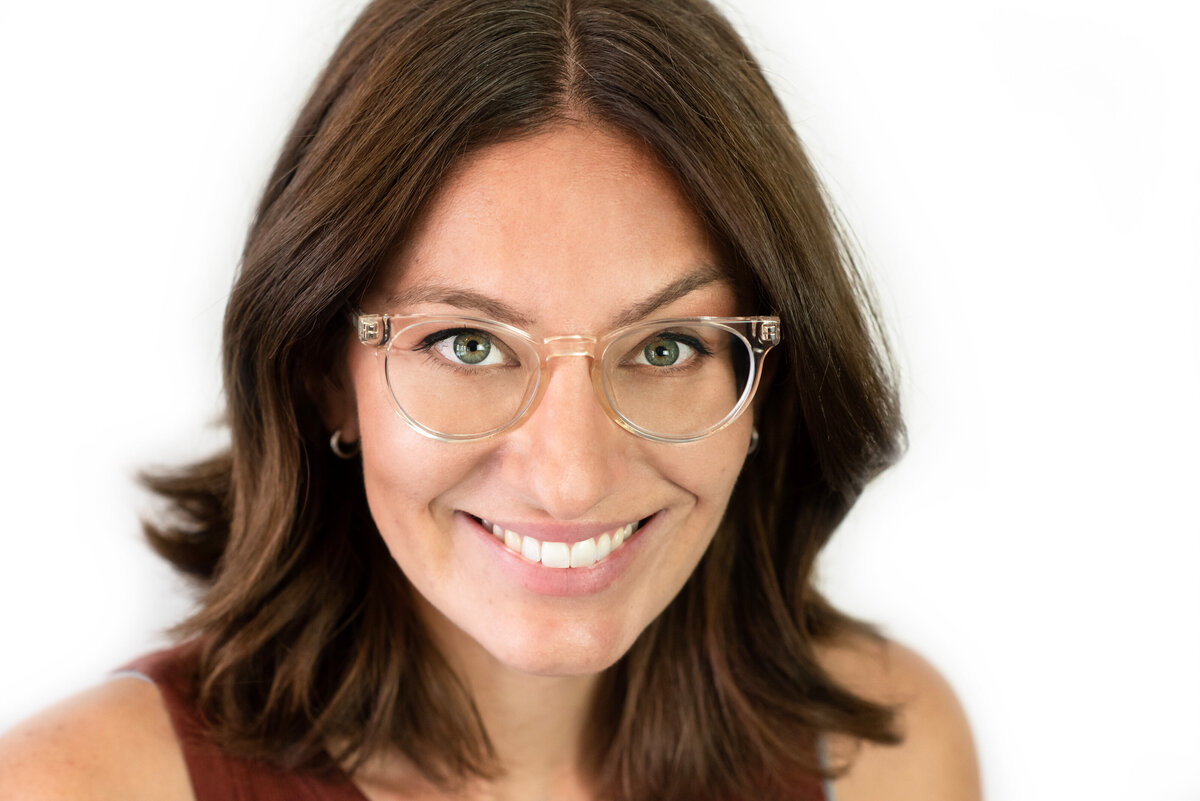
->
[[355, 598, 604, 801], [463, 656, 599, 801]]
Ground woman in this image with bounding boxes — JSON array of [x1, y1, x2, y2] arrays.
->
[[0, 0, 979, 799]]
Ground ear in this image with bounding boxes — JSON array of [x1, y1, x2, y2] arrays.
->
[[304, 365, 360, 443]]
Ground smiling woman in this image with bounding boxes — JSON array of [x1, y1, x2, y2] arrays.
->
[[339, 126, 765, 677], [0, 1, 978, 800]]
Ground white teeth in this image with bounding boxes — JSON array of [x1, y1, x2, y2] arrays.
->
[[570, 538, 597, 568], [504, 529, 521, 552], [479, 517, 643, 569], [520, 535, 541, 562], [539, 541, 571, 569]]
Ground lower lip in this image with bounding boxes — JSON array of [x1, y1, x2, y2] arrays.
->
[[460, 511, 657, 597]]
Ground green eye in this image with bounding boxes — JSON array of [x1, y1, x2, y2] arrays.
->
[[453, 332, 492, 364], [643, 337, 680, 366]]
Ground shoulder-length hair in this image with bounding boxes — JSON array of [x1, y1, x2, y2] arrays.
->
[[146, 0, 905, 798]]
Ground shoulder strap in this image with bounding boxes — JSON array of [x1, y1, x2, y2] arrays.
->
[[122, 646, 368, 801]]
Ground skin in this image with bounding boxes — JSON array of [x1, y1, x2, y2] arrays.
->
[[336, 122, 750, 798], [0, 124, 981, 801], [336, 122, 750, 683]]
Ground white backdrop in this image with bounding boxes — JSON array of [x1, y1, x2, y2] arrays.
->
[[1, 1, 1197, 799]]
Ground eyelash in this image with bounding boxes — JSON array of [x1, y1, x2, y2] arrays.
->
[[411, 327, 715, 370], [414, 328, 520, 372], [654, 332, 711, 356], [414, 328, 485, 352], [625, 332, 712, 370]]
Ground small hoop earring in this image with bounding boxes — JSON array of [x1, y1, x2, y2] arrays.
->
[[330, 430, 360, 459], [747, 426, 760, 456]]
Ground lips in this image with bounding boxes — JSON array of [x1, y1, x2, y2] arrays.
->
[[476, 517, 643, 569]]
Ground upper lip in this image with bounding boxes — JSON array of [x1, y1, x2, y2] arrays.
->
[[467, 513, 652, 544]]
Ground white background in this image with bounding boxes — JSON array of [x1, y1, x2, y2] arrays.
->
[[1, 1, 1197, 799]]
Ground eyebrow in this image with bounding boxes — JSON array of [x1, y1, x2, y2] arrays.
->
[[384, 286, 534, 327], [607, 264, 728, 328], [384, 264, 729, 330]]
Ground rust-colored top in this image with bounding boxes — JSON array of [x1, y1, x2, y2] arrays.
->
[[124, 645, 828, 801], [123, 646, 368, 801]]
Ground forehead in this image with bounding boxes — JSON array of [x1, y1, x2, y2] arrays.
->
[[375, 123, 735, 328]]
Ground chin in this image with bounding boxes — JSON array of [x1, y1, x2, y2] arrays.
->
[[474, 614, 641, 677]]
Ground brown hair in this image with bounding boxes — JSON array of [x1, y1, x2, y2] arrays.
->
[[146, 0, 904, 798]]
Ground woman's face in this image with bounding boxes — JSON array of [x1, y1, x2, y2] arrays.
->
[[338, 124, 754, 676]]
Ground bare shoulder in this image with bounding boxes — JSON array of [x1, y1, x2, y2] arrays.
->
[[0, 677, 194, 801], [816, 633, 981, 801]]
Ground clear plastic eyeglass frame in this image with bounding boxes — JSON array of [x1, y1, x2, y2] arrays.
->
[[355, 312, 781, 444]]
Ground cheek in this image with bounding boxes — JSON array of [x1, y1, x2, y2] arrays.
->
[[355, 424, 497, 624], [353, 349, 456, 487], [353, 362, 460, 549], [358, 428, 474, 523], [642, 428, 749, 582], [658, 429, 749, 514]]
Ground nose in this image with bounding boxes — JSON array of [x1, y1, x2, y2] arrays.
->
[[500, 355, 629, 521]]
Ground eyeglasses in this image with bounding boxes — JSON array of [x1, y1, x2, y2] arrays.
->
[[355, 313, 780, 443]]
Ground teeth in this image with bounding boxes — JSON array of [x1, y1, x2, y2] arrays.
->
[[540, 541, 571, 568], [570, 538, 597, 568], [520, 535, 540, 562], [478, 518, 642, 569]]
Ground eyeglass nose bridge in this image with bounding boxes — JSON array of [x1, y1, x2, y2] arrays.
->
[[519, 333, 625, 438], [541, 334, 599, 360], [508, 333, 624, 438]]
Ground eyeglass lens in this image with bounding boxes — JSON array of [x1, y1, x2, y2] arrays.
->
[[383, 319, 753, 440]]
